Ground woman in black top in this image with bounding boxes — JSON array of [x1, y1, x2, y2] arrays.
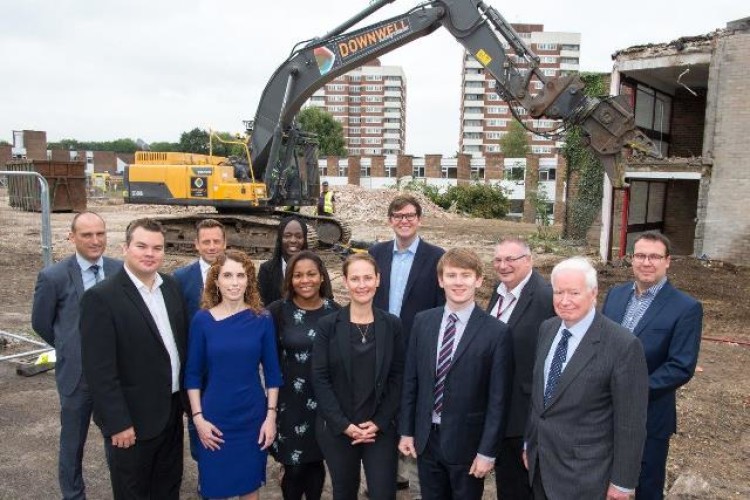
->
[[267, 251, 339, 500], [312, 253, 405, 500]]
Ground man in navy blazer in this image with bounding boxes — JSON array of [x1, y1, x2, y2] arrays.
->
[[173, 219, 226, 322], [399, 249, 513, 500], [32, 212, 122, 500], [369, 194, 445, 494], [602, 232, 703, 500]]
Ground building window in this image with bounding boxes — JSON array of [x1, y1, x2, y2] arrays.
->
[[349, 75, 361, 82], [486, 105, 509, 114], [365, 75, 382, 81], [364, 106, 380, 113], [531, 145, 553, 154], [542, 69, 557, 77], [364, 127, 381, 134], [349, 138, 362, 145], [361, 164, 371, 177], [349, 127, 361, 134], [364, 116, 382, 123], [540, 56, 557, 64], [537, 43, 558, 50], [364, 85, 383, 92], [560, 44, 580, 51], [364, 95, 383, 103], [539, 168, 556, 181], [504, 162, 525, 181], [327, 84, 346, 91], [413, 164, 425, 177], [328, 95, 346, 102], [350, 85, 361, 93], [487, 119, 508, 127]]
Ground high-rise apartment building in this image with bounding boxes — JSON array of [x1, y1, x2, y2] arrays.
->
[[459, 24, 580, 157], [306, 59, 406, 156]]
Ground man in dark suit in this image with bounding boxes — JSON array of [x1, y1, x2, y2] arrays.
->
[[399, 248, 513, 500], [525, 257, 649, 500], [486, 238, 554, 499], [173, 218, 226, 321], [31, 211, 122, 500], [369, 193, 445, 495], [81, 218, 188, 499], [602, 232, 703, 500]]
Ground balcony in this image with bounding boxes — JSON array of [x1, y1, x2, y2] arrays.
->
[[384, 111, 401, 119], [384, 91, 402, 98], [463, 72, 485, 82], [383, 122, 402, 130], [462, 125, 484, 133]]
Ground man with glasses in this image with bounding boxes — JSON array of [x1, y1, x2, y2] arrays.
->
[[486, 238, 554, 499], [602, 232, 703, 500], [369, 193, 445, 496]]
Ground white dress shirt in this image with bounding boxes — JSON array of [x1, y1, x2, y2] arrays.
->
[[492, 270, 533, 323]]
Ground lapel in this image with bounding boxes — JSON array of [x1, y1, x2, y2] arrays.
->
[[190, 260, 204, 296], [335, 307, 353, 383], [633, 281, 675, 338], [160, 276, 186, 359], [450, 305, 482, 367], [401, 238, 425, 302], [373, 309, 387, 382], [378, 242, 394, 301], [102, 257, 122, 280], [67, 256, 84, 300], [507, 271, 538, 329], [118, 269, 167, 353], [607, 284, 633, 324], [425, 308, 443, 384], [534, 318, 560, 409], [543, 313, 603, 412], [486, 287, 500, 314]]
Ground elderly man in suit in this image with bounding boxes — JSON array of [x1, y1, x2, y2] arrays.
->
[[173, 218, 226, 321], [602, 232, 702, 499], [369, 193, 445, 495], [31, 211, 122, 500], [487, 238, 555, 499], [81, 218, 188, 499], [524, 257, 648, 500], [399, 248, 513, 500]]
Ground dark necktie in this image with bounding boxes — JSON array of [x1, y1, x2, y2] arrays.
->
[[433, 313, 458, 416], [88, 264, 101, 289], [544, 329, 572, 407], [495, 294, 516, 320]]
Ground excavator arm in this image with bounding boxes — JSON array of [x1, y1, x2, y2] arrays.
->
[[251, 0, 658, 202]]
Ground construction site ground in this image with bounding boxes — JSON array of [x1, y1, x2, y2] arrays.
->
[[0, 189, 748, 499]]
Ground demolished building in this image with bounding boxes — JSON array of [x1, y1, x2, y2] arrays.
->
[[599, 16, 750, 265]]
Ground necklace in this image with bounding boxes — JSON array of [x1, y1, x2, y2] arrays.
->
[[355, 323, 370, 344]]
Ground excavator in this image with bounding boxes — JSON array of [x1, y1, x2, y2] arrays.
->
[[124, 0, 658, 255]]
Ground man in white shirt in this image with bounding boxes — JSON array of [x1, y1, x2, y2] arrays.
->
[[81, 218, 188, 499]]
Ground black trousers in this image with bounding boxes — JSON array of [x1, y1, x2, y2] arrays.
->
[[495, 436, 532, 500], [417, 425, 484, 500], [636, 436, 670, 500], [317, 423, 398, 500], [281, 461, 326, 500], [531, 458, 548, 500], [105, 394, 184, 500]]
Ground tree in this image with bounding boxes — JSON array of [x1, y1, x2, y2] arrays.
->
[[149, 141, 181, 152], [499, 119, 530, 158], [297, 107, 347, 156], [179, 128, 211, 154]]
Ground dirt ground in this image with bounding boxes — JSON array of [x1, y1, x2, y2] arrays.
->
[[0, 194, 748, 499]]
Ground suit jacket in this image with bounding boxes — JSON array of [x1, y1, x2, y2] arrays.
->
[[31, 255, 122, 396], [486, 269, 555, 438], [80, 268, 188, 440], [525, 313, 649, 499], [312, 306, 405, 435], [258, 258, 283, 306], [399, 306, 513, 465], [369, 238, 445, 339], [602, 280, 703, 439], [173, 260, 203, 321]]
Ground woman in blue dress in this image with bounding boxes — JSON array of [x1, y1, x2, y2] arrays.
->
[[185, 249, 283, 499]]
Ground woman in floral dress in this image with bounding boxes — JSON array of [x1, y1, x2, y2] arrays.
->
[[267, 250, 339, 500]]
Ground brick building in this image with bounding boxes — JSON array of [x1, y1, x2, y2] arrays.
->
[[599, 17, 750, 265], [306, 58, 406, 156], [458, 23, 580, 157]]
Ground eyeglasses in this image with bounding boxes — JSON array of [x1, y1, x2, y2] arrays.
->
[[493, 254, 530, 265], [390, 212, 419, 222], [632, 253, 667, 263]]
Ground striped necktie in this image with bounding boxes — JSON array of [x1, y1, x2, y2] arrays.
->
[[433, 313, 458, 415], [544, 329, 572, 407]]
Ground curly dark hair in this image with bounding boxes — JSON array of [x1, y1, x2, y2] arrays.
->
[[201, 249, 263, 313], [281, 250, 334, 301]]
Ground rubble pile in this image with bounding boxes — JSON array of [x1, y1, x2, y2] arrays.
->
[[330, 185, 459, 223]]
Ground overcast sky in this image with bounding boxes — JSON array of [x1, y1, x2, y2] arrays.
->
[[1, 0, 746, 155]]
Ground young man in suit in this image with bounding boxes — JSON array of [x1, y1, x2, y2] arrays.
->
[[524, 257, 649, 500], [369, 194, 445, 495], [31, 211, 122, 500], [399, 248, 513, 500], [602, 232, 703, 500], [81, 218, 188, 499], [487, 238, 554, 499], [173, 219, 226, 321]]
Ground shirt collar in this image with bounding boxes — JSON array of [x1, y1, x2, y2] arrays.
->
[[443, 302, 475, 324], [496, 269, 533, 298], [632, 277, 667, 298], [199, 258, 211, 275], [392, 237, 420, 255], [124, 264, 163, 292], [76, 252, 103, 271], [560, 306, 596, 340]]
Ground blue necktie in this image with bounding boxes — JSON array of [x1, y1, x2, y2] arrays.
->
[[87, 265, 101, 290], [433, 313, 458, 416], [544, 329, 572, 408]]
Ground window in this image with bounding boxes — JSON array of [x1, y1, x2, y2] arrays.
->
[[364, 95, 383, 103], [327, 84, 345, 91], [328, 106, 346, 112], [364, 116, 382, 123], [328, 95, 346, 102], [560, 57, 579, 65], [540, 56, 557, 64], [486, 131, 505, 140], [349, 96, 361, 103], [349, 75, 361, 82], [487, 119, 508, 127], [413, 164, 425, 177], [463, 132, 482, 139], [349, 138, 362, 145], [561, 44, 580, 51], [504, 162, 525, 180], [465, 107, 483, 115], [361, 164, 371, 177], [350, 106, 361, 114], [364, 85, 382, 92], [487, 92, 502, 101], [539, 168, 556, 181], [542, 69, 557, 77], [364, 106, 380, 113], [531, 145, 553, 154], [349, 127, 361, 134], [365, 75, 382, 81], [364, 127, 381, 134], [349, 117, 361, 124], [350, 85, 361, 93], [364, 137, 381, 145], [486, 105, 509, 114], [464, 119, 482, 127], [537, 43, 558, 51]]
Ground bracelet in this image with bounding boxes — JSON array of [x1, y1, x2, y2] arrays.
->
[[267, 407, 278, 412], [192, 411, 203, 418]]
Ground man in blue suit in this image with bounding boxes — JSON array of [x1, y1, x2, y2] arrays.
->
[[602, 232, 703, 500], [32, 211, 122, 500], [369, 194, 445, 495], [173, 219, 226, 321]]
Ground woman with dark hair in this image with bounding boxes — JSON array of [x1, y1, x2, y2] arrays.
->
[[267, 250, 340, 500], [312, 253, 405, 500], [258, 216, 309, 306], [185, 249, 283, 500]]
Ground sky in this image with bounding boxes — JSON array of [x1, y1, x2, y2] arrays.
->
[[0, 0, 746, 155]]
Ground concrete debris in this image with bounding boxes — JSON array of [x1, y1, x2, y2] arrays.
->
[[330, 185, 458, 224], [666, 473, 712, 499]]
